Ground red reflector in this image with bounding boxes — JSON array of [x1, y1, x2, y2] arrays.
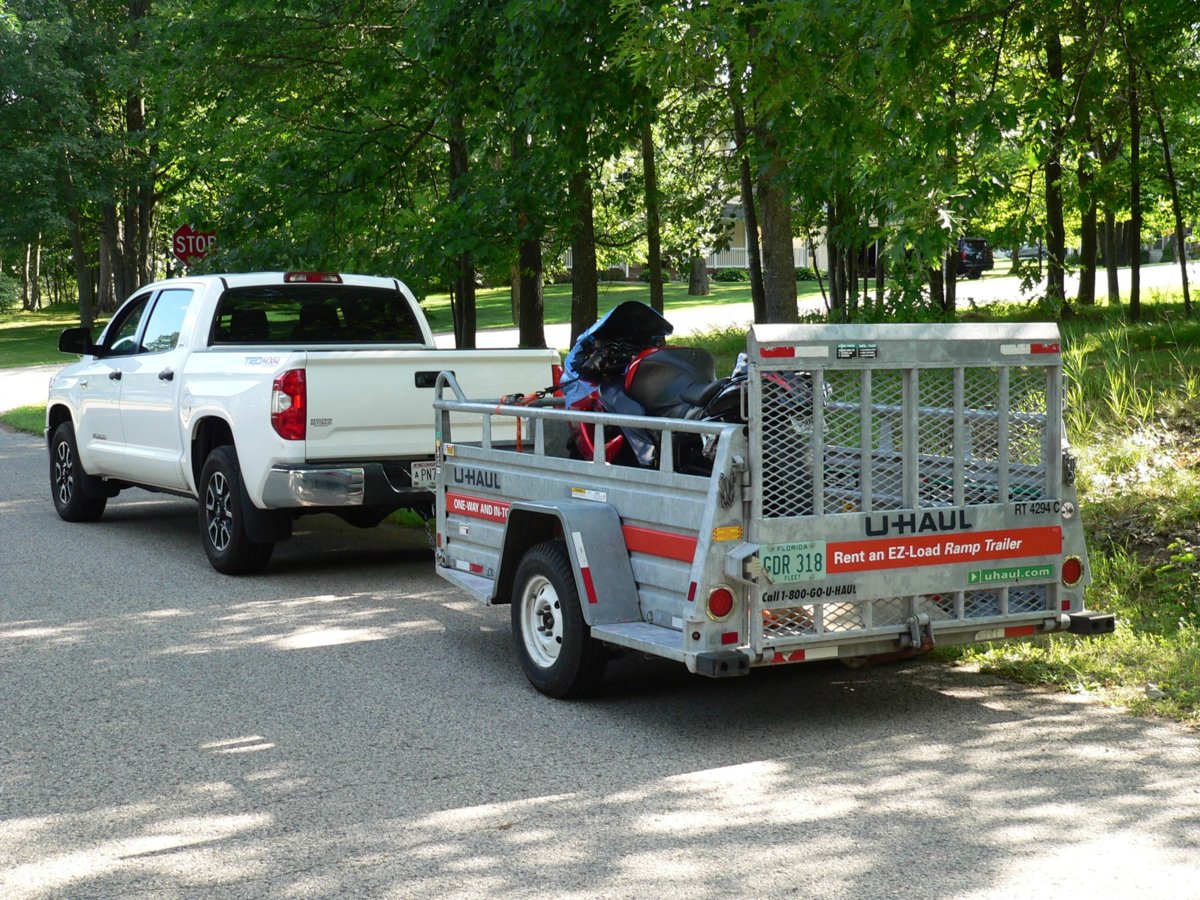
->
[[760, 346, 795, 358], [708, 587, 734, 619], [721, 632, 739, 645], [271, 368, 307, 440], [1004, 625, 1038, 638], [1032, 342, 1061, 354], [284, 271, 342, 284], [1062, 556, 1083, 587], [687, 582, 697, 602]]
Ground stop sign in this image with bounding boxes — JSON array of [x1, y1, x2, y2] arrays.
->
[[172, 224, 217, 265]]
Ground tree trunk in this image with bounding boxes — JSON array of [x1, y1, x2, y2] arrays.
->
[[1077, 157, 1097, 307], [1128, 53, 1141, 322], [754, 134, 798, 323], [22, 243, 32, 310], [98, 209, 118, 313], [826, 203, 844, 320], [449, 110, 476, 348], [569, 166, 598, 344], [32, 235, 42, 310], [687, 254, 710, 296], [1102, 209, 1120, 304], [1045, 30, 1067, 311], [874, 237, 885, 314], [731, 93, 765, 322], [65, 203, 95, 328], [517, 237, 545, 349], [928, 266, 944, 312], [1145, 79, 1192, 316], [943, 246, 958, 313], [640, 119, 664, 315]]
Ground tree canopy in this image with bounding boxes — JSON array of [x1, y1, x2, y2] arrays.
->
[[2, 0, 1197, 332]]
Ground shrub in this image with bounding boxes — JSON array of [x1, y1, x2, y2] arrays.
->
[[1066, 251, 1080, 266], [795, 266, 818, 281], [1161, 243, 1176, 263], [713, 268, 749, 282], [1141, 248, 1151, 264]]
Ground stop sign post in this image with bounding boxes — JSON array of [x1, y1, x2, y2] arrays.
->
[[172, 224, 216, 266]]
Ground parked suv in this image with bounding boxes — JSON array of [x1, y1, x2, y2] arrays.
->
[[958, 237, 994, 279]]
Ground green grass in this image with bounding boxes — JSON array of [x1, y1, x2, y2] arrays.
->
[[945, 294, 1200, 726], [418, 279, 828, 335], [1, 405, 45, 435], [0, 303, 106, 368]]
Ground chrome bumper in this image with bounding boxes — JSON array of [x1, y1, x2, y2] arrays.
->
[[261, 466, 365, 508]]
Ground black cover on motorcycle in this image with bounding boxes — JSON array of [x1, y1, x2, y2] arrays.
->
[[589, 301, 674, 342], [624, 346, 717, 419]]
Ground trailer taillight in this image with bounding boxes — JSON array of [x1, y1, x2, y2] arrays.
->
[[271, 368, 307, 440], [707, 586, 734, 620], [1062, 556, 1083, 587]]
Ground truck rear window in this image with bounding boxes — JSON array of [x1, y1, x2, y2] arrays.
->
[[211, 285, 425, 345]]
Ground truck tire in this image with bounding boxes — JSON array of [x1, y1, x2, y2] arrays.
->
[[199, 445, 273, 575], [49, 421, 107, 522], [511, 540, 607, 698]]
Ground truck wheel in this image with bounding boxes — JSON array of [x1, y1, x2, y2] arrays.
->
[[49, 421, 107, 522], [511, 541, 607, 698], [199, 446, 273, 575]]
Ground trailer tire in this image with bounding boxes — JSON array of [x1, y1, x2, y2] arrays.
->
[[511, 540, 607, 698]]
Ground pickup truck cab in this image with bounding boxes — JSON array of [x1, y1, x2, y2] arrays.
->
[[47, 272, 559, 574]]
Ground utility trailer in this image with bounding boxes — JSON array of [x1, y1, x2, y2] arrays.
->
[[431, 323, 1114, 697]]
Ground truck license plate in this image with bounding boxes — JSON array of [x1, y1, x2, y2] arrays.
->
[[410, 460, 438, 489], [760, 541, 827, 583]]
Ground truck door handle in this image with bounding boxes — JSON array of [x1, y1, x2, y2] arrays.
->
[[108, 370, 122, 381], [415, 370, 452, 388], [158, 368, 174, 381]]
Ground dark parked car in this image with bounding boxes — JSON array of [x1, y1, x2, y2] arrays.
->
[[958, 238, 994, 279]]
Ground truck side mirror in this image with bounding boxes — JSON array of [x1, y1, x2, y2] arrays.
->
[[59, 327, 97, 356]]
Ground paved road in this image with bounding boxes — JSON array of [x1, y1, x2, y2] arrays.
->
[[2, 426, 1199, 898]]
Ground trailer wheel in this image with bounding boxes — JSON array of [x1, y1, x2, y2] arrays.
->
[[511, 540, 607, 698]]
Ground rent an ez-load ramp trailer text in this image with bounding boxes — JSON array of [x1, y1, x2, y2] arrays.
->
[[431, 323, 1114, 697]]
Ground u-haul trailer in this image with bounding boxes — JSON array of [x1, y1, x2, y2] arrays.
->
[[430, 323, 1114, 698]]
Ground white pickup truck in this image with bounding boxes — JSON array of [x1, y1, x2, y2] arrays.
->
[[46, 272, 559, 574]]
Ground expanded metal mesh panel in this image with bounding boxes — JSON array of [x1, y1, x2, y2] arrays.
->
[[916, 368, 957, 508], [822, 371, 863, 513], [760, 372, 817, 517], [1008, 367, 1049, 501], [963, 367, 1003, 505], [1009, 585, 1049, 613], [964, 590, 1001, 618], [758, 360, 1050, 517]]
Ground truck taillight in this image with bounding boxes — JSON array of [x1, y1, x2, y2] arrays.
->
[[271, 368, 307, 440], [284, 272, 342, 283]]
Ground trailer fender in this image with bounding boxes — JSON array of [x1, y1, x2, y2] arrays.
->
[[495, 500, 641, 627]]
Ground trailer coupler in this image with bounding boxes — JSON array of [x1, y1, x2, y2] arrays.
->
[[1067, 611, 1116, 635]]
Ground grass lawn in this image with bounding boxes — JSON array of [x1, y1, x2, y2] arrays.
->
[[0, 304, 107, 369], [418, 279, 829, 336]]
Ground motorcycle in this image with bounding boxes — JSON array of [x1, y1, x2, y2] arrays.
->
[[563, 301, 815, 476]]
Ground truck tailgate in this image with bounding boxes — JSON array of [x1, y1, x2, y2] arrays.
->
[[303, 349, 558, 460]]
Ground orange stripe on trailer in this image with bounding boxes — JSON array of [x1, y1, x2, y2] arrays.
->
[[1004, 624, 1038, 638], [622, 525, 698, 562]]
